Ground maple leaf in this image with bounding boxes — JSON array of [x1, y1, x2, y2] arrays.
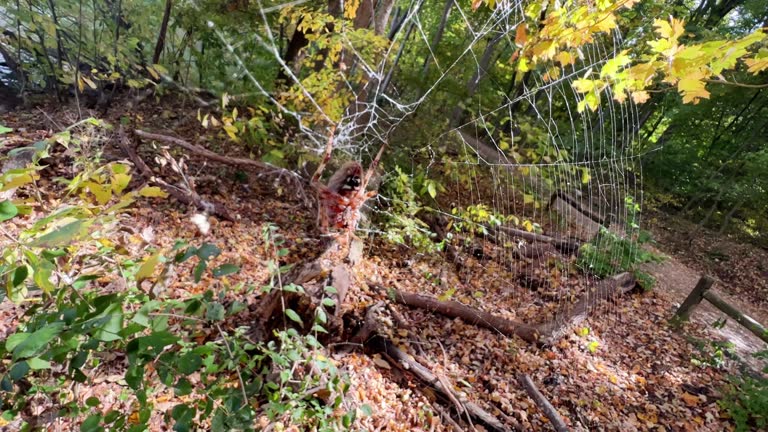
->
[[745, 51, 768, 74], [555, 50, 575, 66], [600, 51, 631, 78], [631, 91, 650, 104], [678, 76, 710, 104]]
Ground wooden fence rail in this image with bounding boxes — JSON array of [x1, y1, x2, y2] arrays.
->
[[674, 275, 768, 344]]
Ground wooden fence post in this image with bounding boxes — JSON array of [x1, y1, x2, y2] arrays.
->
[[675, 275, 715, 321]]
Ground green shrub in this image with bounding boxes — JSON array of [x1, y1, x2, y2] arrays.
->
[[719, 350, 768, 431]]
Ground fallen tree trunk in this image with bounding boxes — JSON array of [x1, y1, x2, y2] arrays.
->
[[379, 284, 543, 344], [548, 189, 605, 226], [117, 127, 236, 221], [492, 224, 581, 255], [538, 272, 636, 344], [373, 271, 636, 346]]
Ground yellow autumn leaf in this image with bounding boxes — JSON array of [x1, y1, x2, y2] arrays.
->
[[600, 52, 631, 78], [572, 78, 597, 93], [87, 181, 113, 205], [555, 51, 575, 66], [138, 186, 169, 198], [1, 171, 38, 191], [111, 172, 132, 194], [136, 252, 162, 282], [678, 76, 710, 104]]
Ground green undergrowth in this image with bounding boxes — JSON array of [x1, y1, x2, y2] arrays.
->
[[0, 122, 360, 431], [577, 196, 665, 289]]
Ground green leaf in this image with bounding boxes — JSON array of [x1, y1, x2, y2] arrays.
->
[[0, 200, 18, 221], [285, 309, 303, 326], [0, 125, 12, 134], [174, 377, 193, 396], [80, 414, 103, 432], [86, 397, 101, 407], [13, 322, 64, 360], [93, 304, 124, 342], [171, 404, 195, 432], [205, 302, 225, 321], [197, 243, 221, 260], [5, 333, 30, 351], [193, 261, 206, 283], [11, 265, 29, 287], [134, 331, 180, 354], [427, 181, 437, 199], [321, 298, 335, 307], [30, 220, 87, 248], [360, 404, 373, 416], [9, 361, 29, 381], [27, 356, 51, 370], [178, 352, 203, 375], [32, 259, 56, 294], [212, 264, 239, 277]]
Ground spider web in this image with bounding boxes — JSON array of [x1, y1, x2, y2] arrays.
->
[[208, 0, 645, 332]]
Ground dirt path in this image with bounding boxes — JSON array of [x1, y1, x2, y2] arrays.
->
[[641, 249, 768, 372]]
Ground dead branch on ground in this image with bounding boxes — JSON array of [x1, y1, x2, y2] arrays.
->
[[518, 373, 570, 432], [117, 127, 236, 221]]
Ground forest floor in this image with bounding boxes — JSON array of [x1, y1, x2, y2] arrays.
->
[[640, 214, 768, 372], [1, 98, 767, 431]]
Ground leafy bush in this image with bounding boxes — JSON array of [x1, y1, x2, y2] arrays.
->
[[577, 196, 663, 286], [0, 124, 357, 430], [719, 350, 768, 431]]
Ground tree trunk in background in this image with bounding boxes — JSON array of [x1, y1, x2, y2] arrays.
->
[[276, 18, 309, 85], [421, 0, 453, 78], [697, 186, 725, 228], [374, 0, 396, 35], [705, 90, 762, 156], [450, 34, 504, 127], [46, 0, 66, 71], [718, 198, 744, 234], [153, 0, 173, 65], [691, 0, 744, 28]]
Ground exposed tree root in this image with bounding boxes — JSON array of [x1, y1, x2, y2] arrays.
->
[[250, 239, 354, 341], [518, 373, 570, 432], [117, 127, 236, 221]]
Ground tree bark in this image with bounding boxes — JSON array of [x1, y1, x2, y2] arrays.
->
[[421, 0, 453, 78], [152, 0, 173, 65], [718, 198, 743, 234], [373, 0, 396, 36], [275, 18, 309, 85], [381, 285, 544, 344], [450, 33, 504, 127], [46, 0, 66, 71]]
